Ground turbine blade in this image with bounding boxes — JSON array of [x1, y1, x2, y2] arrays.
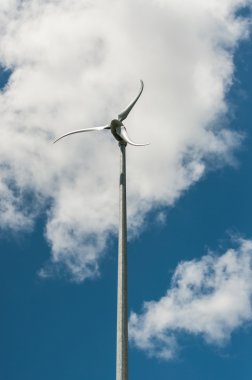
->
[[118, 80, 144, 122], [116, 126, 149, 147], [53, 125, 110, 144]]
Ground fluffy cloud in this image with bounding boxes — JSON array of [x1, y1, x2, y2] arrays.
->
[[129, 239, 252, 359], [0, 0, 251, 280]]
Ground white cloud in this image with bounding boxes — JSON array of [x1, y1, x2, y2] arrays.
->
[[129, 239, 252, 359], [0, 0, 251, 280]]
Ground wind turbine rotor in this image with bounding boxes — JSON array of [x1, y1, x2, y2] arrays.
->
[[53, 80, 149, 147]]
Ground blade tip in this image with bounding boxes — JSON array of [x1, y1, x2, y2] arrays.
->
[[53, 136, 63, 144]]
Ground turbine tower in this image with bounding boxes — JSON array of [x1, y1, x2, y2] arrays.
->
[[54, 80, 148, 380]]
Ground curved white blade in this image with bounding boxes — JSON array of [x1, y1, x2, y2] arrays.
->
[[116, 126, 149, 146], [53, 125, 110, 144], [118, 80, 144, 122]]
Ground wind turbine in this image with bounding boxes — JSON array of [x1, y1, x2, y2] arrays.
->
[[54, 80, 148, 380]]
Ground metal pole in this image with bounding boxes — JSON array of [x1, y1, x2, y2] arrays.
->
[[116, 142, 128, 380]]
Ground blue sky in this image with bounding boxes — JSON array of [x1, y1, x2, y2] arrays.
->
[[1, 1, 252, 379]]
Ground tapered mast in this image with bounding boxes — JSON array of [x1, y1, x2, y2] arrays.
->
[[116, 142, 128, 380]]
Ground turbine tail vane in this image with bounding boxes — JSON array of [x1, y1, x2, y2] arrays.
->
[[118, 80, 144, 122]]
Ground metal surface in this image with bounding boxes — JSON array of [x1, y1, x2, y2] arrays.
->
[[116, 142, 128, 380], [116, 125, 148, 146], [54, 80, 148, 146], [53, 80, 149, 380], [118, 80, 144, 122], [53, 125, 110, 144]]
